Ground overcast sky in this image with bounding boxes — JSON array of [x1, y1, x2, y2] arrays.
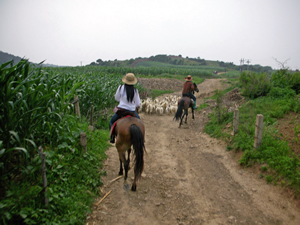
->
[[1, 0, 300, 69]]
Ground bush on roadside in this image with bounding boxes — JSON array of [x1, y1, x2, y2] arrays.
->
[[271, 69, 300, 94], [239, 71, 271, 99], [267, 87, 296, 99]]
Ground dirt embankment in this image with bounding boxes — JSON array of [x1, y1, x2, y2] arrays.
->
[[87, 79, 300, 225], [137, 77, 184, 91]]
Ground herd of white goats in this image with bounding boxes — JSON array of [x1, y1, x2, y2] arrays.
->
[[139, 94, 181, 115]]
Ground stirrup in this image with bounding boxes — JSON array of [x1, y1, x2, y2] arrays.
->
[[110, 134, 115, 143]]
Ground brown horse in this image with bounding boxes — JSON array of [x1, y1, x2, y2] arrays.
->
[[174, 82, 199, 128], [174, 97, 194, 128], [113, 116, 145, 191]]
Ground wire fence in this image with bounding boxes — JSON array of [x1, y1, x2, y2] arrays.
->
[[232, 108, 264, 148]]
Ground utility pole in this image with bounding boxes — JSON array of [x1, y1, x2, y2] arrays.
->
[[80, 61, 83, 66], [239, 58, 244, 72], [245, 59, 251, 70]]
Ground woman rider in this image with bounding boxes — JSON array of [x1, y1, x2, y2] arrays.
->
[[109, 73, 141, 143]]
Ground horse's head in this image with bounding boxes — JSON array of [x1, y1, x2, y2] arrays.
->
[[193, 83, 199, 93]]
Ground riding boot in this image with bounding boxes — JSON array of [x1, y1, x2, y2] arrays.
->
[[110, 134, 115, 144], [193, 100, 197, 110]]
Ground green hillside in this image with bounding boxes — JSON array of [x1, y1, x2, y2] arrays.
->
[[90, 54, 273, 74]]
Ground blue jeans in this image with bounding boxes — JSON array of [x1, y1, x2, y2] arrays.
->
[[109, 111, 140, 130], [182, 93, 196, 101]]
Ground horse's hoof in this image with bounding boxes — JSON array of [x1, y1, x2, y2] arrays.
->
[[118, 171, 123, 176], [131, 185, 136, 191], [123, 183, 130, 191]]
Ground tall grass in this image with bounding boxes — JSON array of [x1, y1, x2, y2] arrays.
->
[[204, 70, 300, 195]]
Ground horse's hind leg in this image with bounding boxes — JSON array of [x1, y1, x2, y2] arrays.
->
[[179, 112, 185, 128], [185, 110, 188, 123], [192, 108, 195, 119], [131, 177, 137, 191], [118, 159, 123, 176], [118, 152, 129, 180], [119, 152, 131, 180], [123, 150, 131, 181], [127, 148, 132, 170]]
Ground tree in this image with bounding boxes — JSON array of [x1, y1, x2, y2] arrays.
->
[[96, 59, 103, 65], [273, 57, 290, 69], [219, 61, 225, 67]]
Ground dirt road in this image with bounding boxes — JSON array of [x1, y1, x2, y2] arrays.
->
[[87, 79, 300, 225]]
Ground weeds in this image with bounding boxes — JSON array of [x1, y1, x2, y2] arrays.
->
[[203, 69, 300, 196]]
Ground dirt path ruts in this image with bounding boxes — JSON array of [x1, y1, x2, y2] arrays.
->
[[87, 79, 300, 225]]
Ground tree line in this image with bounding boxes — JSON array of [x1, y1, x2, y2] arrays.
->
[[90, 54, 273, 73]]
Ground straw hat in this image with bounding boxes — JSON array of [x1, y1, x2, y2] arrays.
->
[[185, 75, 193, 81], [122, 73, 137, 85]]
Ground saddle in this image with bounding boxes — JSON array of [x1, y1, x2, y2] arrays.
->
[[182, 94, 194, 105], [111, 107, 137, 138], [110, 114, 132, 135], [113, 107, 136, 117]]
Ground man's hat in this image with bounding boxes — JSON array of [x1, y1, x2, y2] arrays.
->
[[185, 75, 193, 81]]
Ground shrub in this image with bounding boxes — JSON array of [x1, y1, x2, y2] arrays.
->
[[267, 87, 296, 99], [290, 71, 300, 94], [271, 69, 291, 88], [271, 70, 300, 94], [239, 71, 271, 99]]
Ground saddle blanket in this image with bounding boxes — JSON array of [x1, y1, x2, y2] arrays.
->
[[110, 115, 132, 135]]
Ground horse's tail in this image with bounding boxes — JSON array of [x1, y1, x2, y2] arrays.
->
[[174, 99, 185, 121], [130, 124, 145, 180]]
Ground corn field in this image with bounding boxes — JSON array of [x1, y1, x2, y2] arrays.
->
[[0, 60, 147, 223], [0, 59, 216, 223]]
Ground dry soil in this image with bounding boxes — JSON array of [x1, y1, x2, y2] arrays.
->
[[87, 79, 300, 225]]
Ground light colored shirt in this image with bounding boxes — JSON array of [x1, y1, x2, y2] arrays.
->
[[115, 85, 141, 111]]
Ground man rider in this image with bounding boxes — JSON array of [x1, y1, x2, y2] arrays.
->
[[182, 75, 197, 109]]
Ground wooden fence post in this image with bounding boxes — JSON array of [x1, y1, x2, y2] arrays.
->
[[38, 146, 48, 207], [232, 109, 239, 136], [80, 132, 87, 153], [254, 114, 264, 148], [74, 96, 80, 118]]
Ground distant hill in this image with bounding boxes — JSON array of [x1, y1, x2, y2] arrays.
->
[[0, 50, 25, 65], [0, 51, 60, 67], [90, 54, 273, 73]]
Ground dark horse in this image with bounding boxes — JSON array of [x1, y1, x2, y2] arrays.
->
[[112, 116, 145, 191], [174, 83, 199, 128]]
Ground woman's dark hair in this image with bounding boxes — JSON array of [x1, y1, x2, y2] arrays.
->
[[124, 84, 136, 102]]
